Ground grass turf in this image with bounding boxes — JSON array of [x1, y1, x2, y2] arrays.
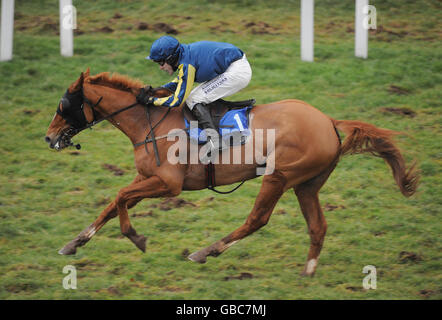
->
[[0, 0, 440, 299]]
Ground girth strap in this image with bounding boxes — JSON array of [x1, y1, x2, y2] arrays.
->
[[205, 162, 246, 194]]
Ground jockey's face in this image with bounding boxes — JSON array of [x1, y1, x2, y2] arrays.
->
[[159, 62, 174, 76]]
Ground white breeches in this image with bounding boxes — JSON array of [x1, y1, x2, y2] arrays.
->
[[186, 54, 252, 110]]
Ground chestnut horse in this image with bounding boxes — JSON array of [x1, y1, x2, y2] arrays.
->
[[45, 69, 418, 276]]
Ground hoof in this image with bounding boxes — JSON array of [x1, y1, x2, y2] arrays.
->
[[58, 243, 77, 255], [131, 234, 147, 253], [188, 251, 207, 264]]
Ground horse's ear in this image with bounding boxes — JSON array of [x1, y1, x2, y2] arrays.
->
[[68, 71, 85, 93], [84, 67, 90, 77]]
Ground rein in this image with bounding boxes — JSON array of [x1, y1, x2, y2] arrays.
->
[[74, 94, 138, 135], [81, 93, 169, 168], [76, 92, 246, 194]]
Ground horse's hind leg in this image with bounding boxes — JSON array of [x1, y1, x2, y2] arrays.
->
[[294, 159, 338, 276], [295, 188, 327, 276], [188, 170, 286, 263], [59, 175, 147, 255]]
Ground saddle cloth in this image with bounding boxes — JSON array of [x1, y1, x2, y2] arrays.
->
[[183, 99, 255, 146]]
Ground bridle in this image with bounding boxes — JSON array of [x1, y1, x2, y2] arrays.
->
[[57, 89, 138, 135], [56, 86, 169, 163]]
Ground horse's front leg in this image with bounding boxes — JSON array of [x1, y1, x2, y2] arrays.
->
[[115, 175, 178, 252], [59, 175, 147, 255]]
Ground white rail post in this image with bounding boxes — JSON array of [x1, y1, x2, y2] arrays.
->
[[0, 0, 14, 61], [300, 0, 314, 62], [59, 0, 74, 57], [355, 0, 368, 59]]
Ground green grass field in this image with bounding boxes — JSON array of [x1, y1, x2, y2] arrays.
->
[[0, 0, 440, 300]]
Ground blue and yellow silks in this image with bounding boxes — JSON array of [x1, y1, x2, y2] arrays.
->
[[152, 64, 196, 108]]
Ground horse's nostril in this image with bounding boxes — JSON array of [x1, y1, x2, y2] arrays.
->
[[45, 136, 51, 143]]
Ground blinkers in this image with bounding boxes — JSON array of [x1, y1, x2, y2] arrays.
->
[[56, 89, 88, 129]]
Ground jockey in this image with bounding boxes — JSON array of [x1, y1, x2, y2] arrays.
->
[[141, 35, 252, 157]]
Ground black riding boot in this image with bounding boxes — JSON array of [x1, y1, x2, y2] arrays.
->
[[191, 103, 221, 160]]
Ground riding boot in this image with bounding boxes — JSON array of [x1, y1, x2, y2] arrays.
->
[[191, 103, 222, 160]]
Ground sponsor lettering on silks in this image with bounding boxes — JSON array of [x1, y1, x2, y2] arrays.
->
[[202, 76, 228, 95]]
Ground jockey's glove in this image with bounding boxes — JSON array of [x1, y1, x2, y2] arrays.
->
[[136, 86, 154, 105]]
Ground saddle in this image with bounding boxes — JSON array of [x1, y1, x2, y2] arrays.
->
[[182, 98, 255, 194], [183, 98, 255, 132]]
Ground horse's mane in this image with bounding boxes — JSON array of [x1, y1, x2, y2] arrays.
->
[[86, 72, 144, 92]]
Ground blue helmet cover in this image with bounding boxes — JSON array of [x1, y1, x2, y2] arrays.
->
[[146, 36, 180, 61]]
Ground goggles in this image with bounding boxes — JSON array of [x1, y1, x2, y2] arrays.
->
[[154, 60, 166, 66]]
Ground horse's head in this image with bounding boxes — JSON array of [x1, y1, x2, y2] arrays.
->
[[45, 68, 94, 150], [45, 69, 175, 151]]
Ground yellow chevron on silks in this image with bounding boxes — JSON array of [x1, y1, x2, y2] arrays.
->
[[154, 64, 196, 108], [165, 76, 179, 88]]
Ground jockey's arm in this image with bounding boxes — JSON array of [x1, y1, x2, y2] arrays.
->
[[161, 80, 178, 93], [152, 63, 196, 108]]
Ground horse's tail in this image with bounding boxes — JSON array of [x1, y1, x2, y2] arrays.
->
[[331, 118, 419, 197]]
